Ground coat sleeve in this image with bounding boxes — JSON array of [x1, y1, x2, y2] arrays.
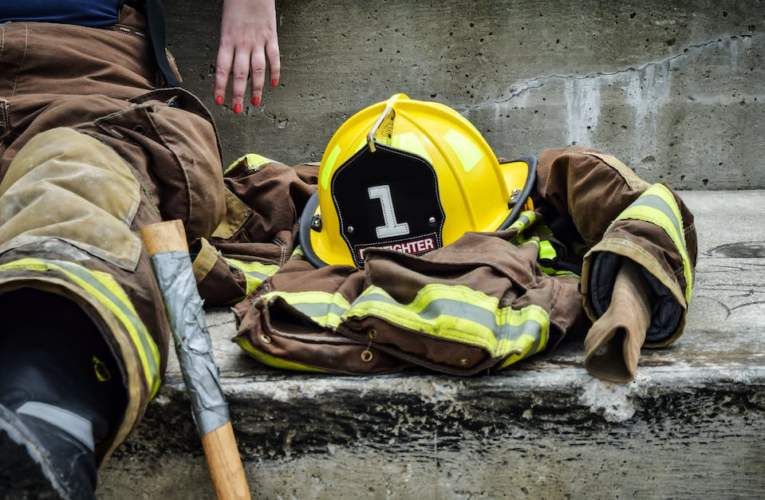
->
[[191, 154, 318, 305], [534, 146, 698, 347]]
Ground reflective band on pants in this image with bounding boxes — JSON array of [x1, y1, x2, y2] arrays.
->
[[0, 258, 161, 398], [261, 290, 350, 329], [236, 337, 330, 373]]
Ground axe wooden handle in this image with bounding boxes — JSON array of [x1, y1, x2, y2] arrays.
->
[[140, 219, 188, 254], [202, 422, 251, 500], [141, 220, 251, 500]]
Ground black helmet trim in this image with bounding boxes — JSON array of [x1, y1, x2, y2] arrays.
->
[[298, 191, 328, 268], [497, 156, 538, 231]]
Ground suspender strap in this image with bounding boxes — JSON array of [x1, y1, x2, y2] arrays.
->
[[143, 0, 182, 87]]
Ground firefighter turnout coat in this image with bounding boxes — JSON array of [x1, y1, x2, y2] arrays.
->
[[194, 148, 697, 376]]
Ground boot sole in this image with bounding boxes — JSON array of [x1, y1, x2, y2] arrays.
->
[[0, 404, 69, 500]]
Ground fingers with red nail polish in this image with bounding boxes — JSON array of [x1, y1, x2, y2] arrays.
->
[[267, 39, 280, 91], [215, 0, 280, 113]]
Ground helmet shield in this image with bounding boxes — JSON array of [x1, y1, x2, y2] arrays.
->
[[332, 143, 445, 267]]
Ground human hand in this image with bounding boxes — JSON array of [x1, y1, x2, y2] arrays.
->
[[214, 0, 280, 113]]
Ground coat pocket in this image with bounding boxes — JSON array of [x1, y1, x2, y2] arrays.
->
[[93, 89, 225, 241], [0, 128, 142, 270]]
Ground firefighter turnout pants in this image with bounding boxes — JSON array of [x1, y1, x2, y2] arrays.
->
[[0, 7, 225, 463]]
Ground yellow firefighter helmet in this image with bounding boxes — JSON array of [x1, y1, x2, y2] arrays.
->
[[299, 93, 535, 268]]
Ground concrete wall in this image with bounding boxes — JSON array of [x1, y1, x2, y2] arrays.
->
[[165, 0, 765, 190]]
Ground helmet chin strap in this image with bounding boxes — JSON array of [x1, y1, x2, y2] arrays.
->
[[497, 157, 538, 230]]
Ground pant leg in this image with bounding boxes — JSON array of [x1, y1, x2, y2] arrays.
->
[[0, 10, 225, 464]]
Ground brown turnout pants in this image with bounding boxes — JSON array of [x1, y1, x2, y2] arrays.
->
[[0, 7, 225, 463]]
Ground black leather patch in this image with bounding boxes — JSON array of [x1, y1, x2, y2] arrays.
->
[[332, 144, 445, 267]]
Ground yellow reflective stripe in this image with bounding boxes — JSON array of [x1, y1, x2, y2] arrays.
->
[[510, 235, 571, 276], [346, 285, 548, 361], [224, 258, 280, 296], [320, 145, 341, 190], [257, 283, 548, 366], [391, 132, 433, 164], [0, 258, 160, 397], [224, 153, 272, 175], [236, 337, 329, 373], [500, 333, 542, 368], [51, 260, 161, 398], [539, 240, 557, 261], [553, 270, 578, 277], [0, 259, 49, 273], [291, 246, 304, 257], [444, 130, 483, 172], [509, 211, 536, 233], [614, 184, 693, 304], [260, 290, 351, 329]]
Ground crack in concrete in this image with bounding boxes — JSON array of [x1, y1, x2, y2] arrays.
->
[[460, 32, 765, 113]]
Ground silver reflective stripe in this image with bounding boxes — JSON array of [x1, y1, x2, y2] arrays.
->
[[629, 194, 686, 252], [243, 270, 272, 282], [287, 301, 348, 320], [17, 402, 95, 451], [353, 293, 542, 344], [52, 260, 159, 387]]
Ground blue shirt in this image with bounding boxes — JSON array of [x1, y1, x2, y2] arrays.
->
[[0, 0, 123, 27]]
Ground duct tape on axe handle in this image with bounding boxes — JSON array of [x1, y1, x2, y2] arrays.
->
[[150, 251, 229, 435], [141, 220, 250, 500]]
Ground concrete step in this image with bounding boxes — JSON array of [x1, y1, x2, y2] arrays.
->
[[98, 190, 765, 499]]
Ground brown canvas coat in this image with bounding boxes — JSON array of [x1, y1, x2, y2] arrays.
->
[[196, 150, 697, 377]]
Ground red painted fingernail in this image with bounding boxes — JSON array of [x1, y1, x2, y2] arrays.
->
[[215, 96, 223, 105], [271, 79, 278, 87], [252, 96, 260, 106], [233, 104, 242, 114]]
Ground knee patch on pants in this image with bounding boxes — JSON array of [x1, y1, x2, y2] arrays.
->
[[0, 128, 142, 271]]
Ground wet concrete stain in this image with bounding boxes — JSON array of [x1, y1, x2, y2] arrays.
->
[[710, 242, 765, 258]]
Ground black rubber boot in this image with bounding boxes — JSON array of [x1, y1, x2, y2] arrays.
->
[[0, 403, 96, 500], [0, 289, 127, 499]]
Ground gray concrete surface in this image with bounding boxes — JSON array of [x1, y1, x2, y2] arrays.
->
[[165, 0, 765, 190], [98, 190, 765, 499]]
